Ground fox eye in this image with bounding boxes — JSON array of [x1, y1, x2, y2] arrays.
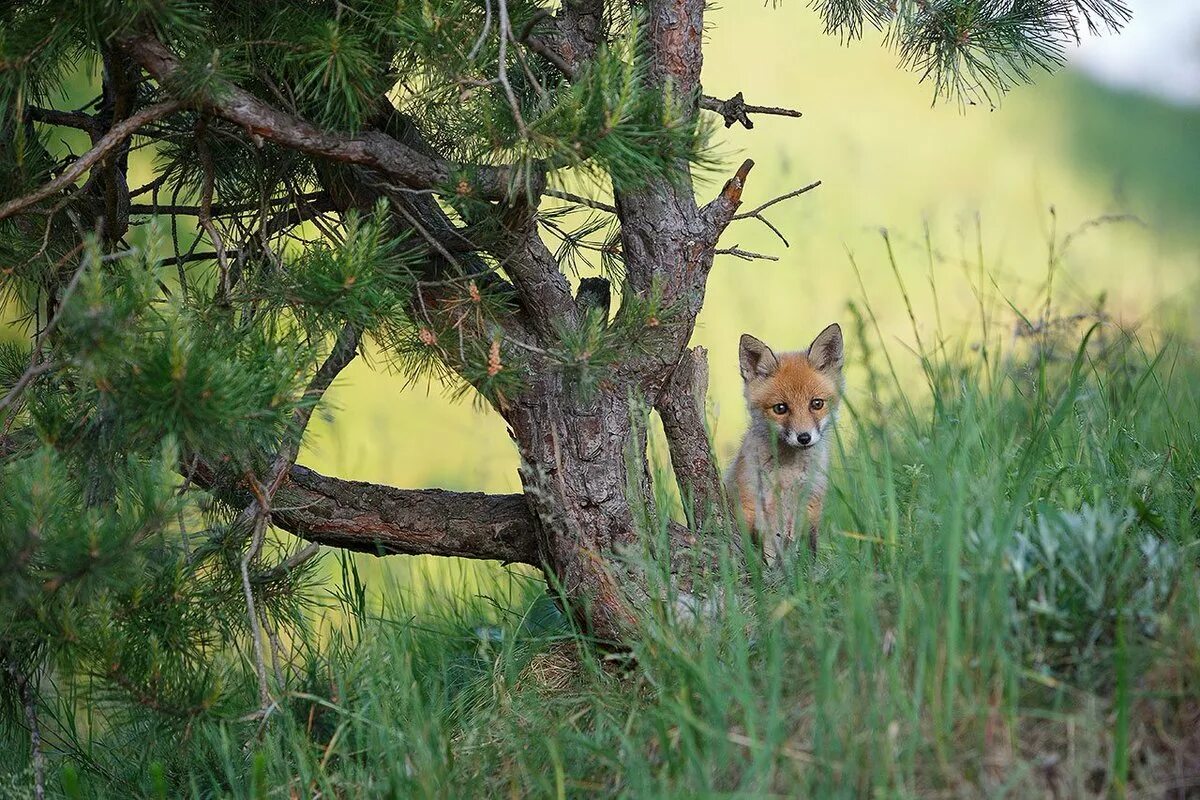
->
[[810, 398, 825, 411], [771, 402, 789, 415]]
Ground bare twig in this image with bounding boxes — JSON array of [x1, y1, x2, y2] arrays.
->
[[128, 192, 328, 218], [239, 510, 272, 709], [713, 246, 778, 262], [468, 0, 494, 61], [256, 542, 321, 584], [0, 362, 56, 414], [128, 171, 171, 200], [0, 101, 184, 222], [5, 660, 45, 800], [388, 198, 470, 275], [700, 92, 802, 129], [731, 180, 822, 247], [734, 180, 823, 219], [194, 119, 232, 303], [25, 106, 100, 137], [544, 188, 617, 214], [496, 0, 528, 136], [0, 242, 89, 414], [154, 251, 221, 269]]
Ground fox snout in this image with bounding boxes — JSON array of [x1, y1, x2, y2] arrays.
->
[[738, 324, 845, 456], [782, 426, 820, 449]]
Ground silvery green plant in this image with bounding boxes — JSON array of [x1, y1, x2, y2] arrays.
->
[[982, 503, 1179, 679]]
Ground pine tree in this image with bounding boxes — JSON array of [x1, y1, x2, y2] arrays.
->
[[0, 0, 1128, 788]]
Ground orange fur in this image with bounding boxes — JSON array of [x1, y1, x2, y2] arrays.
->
[[726, 324, 844, 563]]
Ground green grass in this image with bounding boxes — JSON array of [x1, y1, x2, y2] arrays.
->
[[4, 237, 1198, 797], [4, 6, 1200, 797]]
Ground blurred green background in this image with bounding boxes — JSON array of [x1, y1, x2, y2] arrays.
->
[[7, 4, 1200, 603]]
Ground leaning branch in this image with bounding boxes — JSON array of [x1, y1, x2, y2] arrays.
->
[[0, 100, 184, 222], [654, 347, 725, 529], [700, 92, 802, 129], [266, 322, 361, 498], [117, 34, 529, 203], [191, 461, 541, 567]]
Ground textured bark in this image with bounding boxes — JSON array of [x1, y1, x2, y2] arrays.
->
[[495, 204, 581, 342], [504, 374, 647, 640], [614, 0, 713, 347], [276, 467, 539, 564], [543, 0, 607, 76], [609, 0, 736, 548], [193, 461, 541, 566], [655, 347, 725, 527]]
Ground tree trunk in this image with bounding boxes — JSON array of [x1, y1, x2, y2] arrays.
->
[[105, 6, 756, 645], [504, 373, 649, 641]]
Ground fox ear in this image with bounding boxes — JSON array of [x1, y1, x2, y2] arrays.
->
[[807, 323, 844, 374], [739, 334, 779, 381]]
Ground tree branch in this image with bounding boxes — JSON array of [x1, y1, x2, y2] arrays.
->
[[700, 92, 802, 129], [128, 192, 329, 218], [267, 322, 361, 498], [612, 0, 708, 303], [701, 158, 755, 240], [4, 659, 45, 800], [495, 203, 580, 341], [191, 461, 541, 566], [117, 34, 528, 203], [731, 180, 822, 247], [654, 346, 725, 528], [713, 246, 778, 262], [544, 188, 616, 214], [25, 106, 100, 136], [0, 100, 184, 222], [530, 0, 605, 79]]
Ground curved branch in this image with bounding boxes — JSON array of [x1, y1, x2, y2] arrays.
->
[[272, 466, 541, 566], [189, 459, 540, 566], [116, 34, 527, 203], [0, 100, 184, 222]]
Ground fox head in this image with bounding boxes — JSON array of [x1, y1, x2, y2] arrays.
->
[[739, 323, 844, 452]]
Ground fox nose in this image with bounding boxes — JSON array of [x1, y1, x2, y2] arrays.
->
[[797, 432, 812, 446]]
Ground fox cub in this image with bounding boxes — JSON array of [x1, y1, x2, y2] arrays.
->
[[726, 323, 844, 563]]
